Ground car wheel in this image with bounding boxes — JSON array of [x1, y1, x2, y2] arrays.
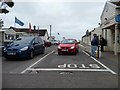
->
[[29, 50, 34, 59], [58, 52, 61, 55], [77, 49, 79, 53], [41, 48, 45, 54], [74, 51, 77, 55]]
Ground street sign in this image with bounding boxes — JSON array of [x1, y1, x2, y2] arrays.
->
[[115, 14, 120, 23]]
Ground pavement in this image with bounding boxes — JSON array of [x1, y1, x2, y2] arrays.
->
[[79, 41, 119, 74]]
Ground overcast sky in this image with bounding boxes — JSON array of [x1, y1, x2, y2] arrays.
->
[[0, 0, 107, 40]]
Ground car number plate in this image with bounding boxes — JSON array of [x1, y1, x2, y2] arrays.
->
[[7, 52, 16, 55], [62, 49, 68, 51]]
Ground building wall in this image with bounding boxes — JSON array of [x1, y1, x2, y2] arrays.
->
[[40, 32, 49, 42], [101, 1, 120, 53], [0, 31, 3, 45], [101, 2, 116, 25], [103, 29, 114, 51], [91, 27, 102, 41]]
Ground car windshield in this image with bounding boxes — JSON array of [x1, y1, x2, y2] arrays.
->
[[61, 39, 75, 44], [12, 37, 32, 45]]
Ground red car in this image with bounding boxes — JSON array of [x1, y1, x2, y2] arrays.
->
[[58, 39, 79, 55]]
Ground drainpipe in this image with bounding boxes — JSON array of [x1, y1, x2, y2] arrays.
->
[[114, 8, 119, 55], [115, 23, 118, 55]]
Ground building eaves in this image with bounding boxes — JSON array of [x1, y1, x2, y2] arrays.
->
[[100, 1, 117, 20]]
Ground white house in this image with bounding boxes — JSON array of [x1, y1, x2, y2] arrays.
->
[[100, 0, 120, 55], [82, 26, 102, 46], [0, 28, 16, 45], [38, 29, 49, 42]]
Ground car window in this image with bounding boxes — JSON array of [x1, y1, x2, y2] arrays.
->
[[37, 37, 42, 43], [32, 37, 39, 44], [61, 39, 75, 44]]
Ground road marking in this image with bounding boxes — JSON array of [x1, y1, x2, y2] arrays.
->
[[21, 50, 55, 74], [27, 68, 109, 72], [57, 64, 100, 69], [54, 52, 58, 55], [79, 44, 86, 48], [82, 50, 117, 74]]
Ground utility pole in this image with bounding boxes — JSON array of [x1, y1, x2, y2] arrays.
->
[[50, 25, 52, 37], [0, 19, 4, 29], [33, 25, 36, 36]]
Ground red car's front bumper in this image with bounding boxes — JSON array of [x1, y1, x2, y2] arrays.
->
[[58, 48, 77, 54]]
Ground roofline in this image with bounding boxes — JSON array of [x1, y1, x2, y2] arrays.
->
[[100, 1, 117, 20]]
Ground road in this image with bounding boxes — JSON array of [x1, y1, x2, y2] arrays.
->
[[2, 45, 118, 89]]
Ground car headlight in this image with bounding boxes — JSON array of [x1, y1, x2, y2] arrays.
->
[[58, 46, 61, 49], [3, 47, 6, 51], [20, 46, 28, 51], [70, 46, 75, 49]]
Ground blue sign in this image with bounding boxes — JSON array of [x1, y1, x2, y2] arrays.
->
[[115, 14, 120, 23]]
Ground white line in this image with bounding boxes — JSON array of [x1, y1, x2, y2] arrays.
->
[[82, 50, 117, 74], [28, 68, 109, 72], [21, 50, 55, 74], [82, 50, 90, 56]]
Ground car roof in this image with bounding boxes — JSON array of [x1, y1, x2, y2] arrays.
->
[[64, 39, 77, 40]]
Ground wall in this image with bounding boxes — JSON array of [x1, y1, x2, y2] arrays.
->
[[0, 31, 3, 45], [101, 2, 116, 25]]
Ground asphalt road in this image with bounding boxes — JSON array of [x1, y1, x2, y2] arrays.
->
[[2, 45, 118, 89]]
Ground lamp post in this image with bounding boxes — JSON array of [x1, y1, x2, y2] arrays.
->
[[33, 25, 36, 36], [50, 25, 52, 37], [86, 30, 89, 45], [0, 19, 4, 29]]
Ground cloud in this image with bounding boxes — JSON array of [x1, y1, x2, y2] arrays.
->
[[1, 1, 106, 40]]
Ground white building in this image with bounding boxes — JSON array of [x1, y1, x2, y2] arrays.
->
[[0, 28, 16, 46], [82, 0, 120, 55], [100, 0, 120, 55], [82, 27, 102, 46]]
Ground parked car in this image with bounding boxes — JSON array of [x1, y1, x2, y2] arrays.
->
[[51, 40, 60, 45], [58, 39, 79, 55], [44, 40, 51, 47], [3, 36, 45, 59]]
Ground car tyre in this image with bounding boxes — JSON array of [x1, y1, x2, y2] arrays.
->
[[58, 52, 60, 55], [41, 48, 45, 54], [74, 51, 77, 55], [29, 50, 34, 59]]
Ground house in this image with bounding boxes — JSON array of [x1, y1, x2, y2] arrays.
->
[[82, 27, 102, 46], [100, 0, 120, 55], [81, 0, 120, 55], [11, 27, 49, 42], [0, 28, 16, 46], [38, 29, 49, 42]]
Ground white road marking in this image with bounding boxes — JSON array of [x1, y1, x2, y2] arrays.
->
[[27, 68, 109, 72], [79, 44, 86, 48], [54, 52, 58, 55], [21, 50, 55, 74], [82, 50, 117, 74]]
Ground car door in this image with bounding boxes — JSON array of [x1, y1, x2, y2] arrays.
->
[[37, 37, 44, 52], [32, 37, 40, 54]]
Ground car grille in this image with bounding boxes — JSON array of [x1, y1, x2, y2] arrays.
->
[[7, 49, 18, 52], [61, 47, 69, 49]]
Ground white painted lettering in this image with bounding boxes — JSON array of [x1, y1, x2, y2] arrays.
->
[[89, 64, 100, 69], [67, 64, 77, 68], [58, 64, 67, 68], [79, 64, 89, 68]]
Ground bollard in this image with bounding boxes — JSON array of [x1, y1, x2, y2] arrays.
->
[[95, 50, 99, 58]]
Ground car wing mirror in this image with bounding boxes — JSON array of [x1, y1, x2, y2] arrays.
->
[[33, 42, 38, 45]]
